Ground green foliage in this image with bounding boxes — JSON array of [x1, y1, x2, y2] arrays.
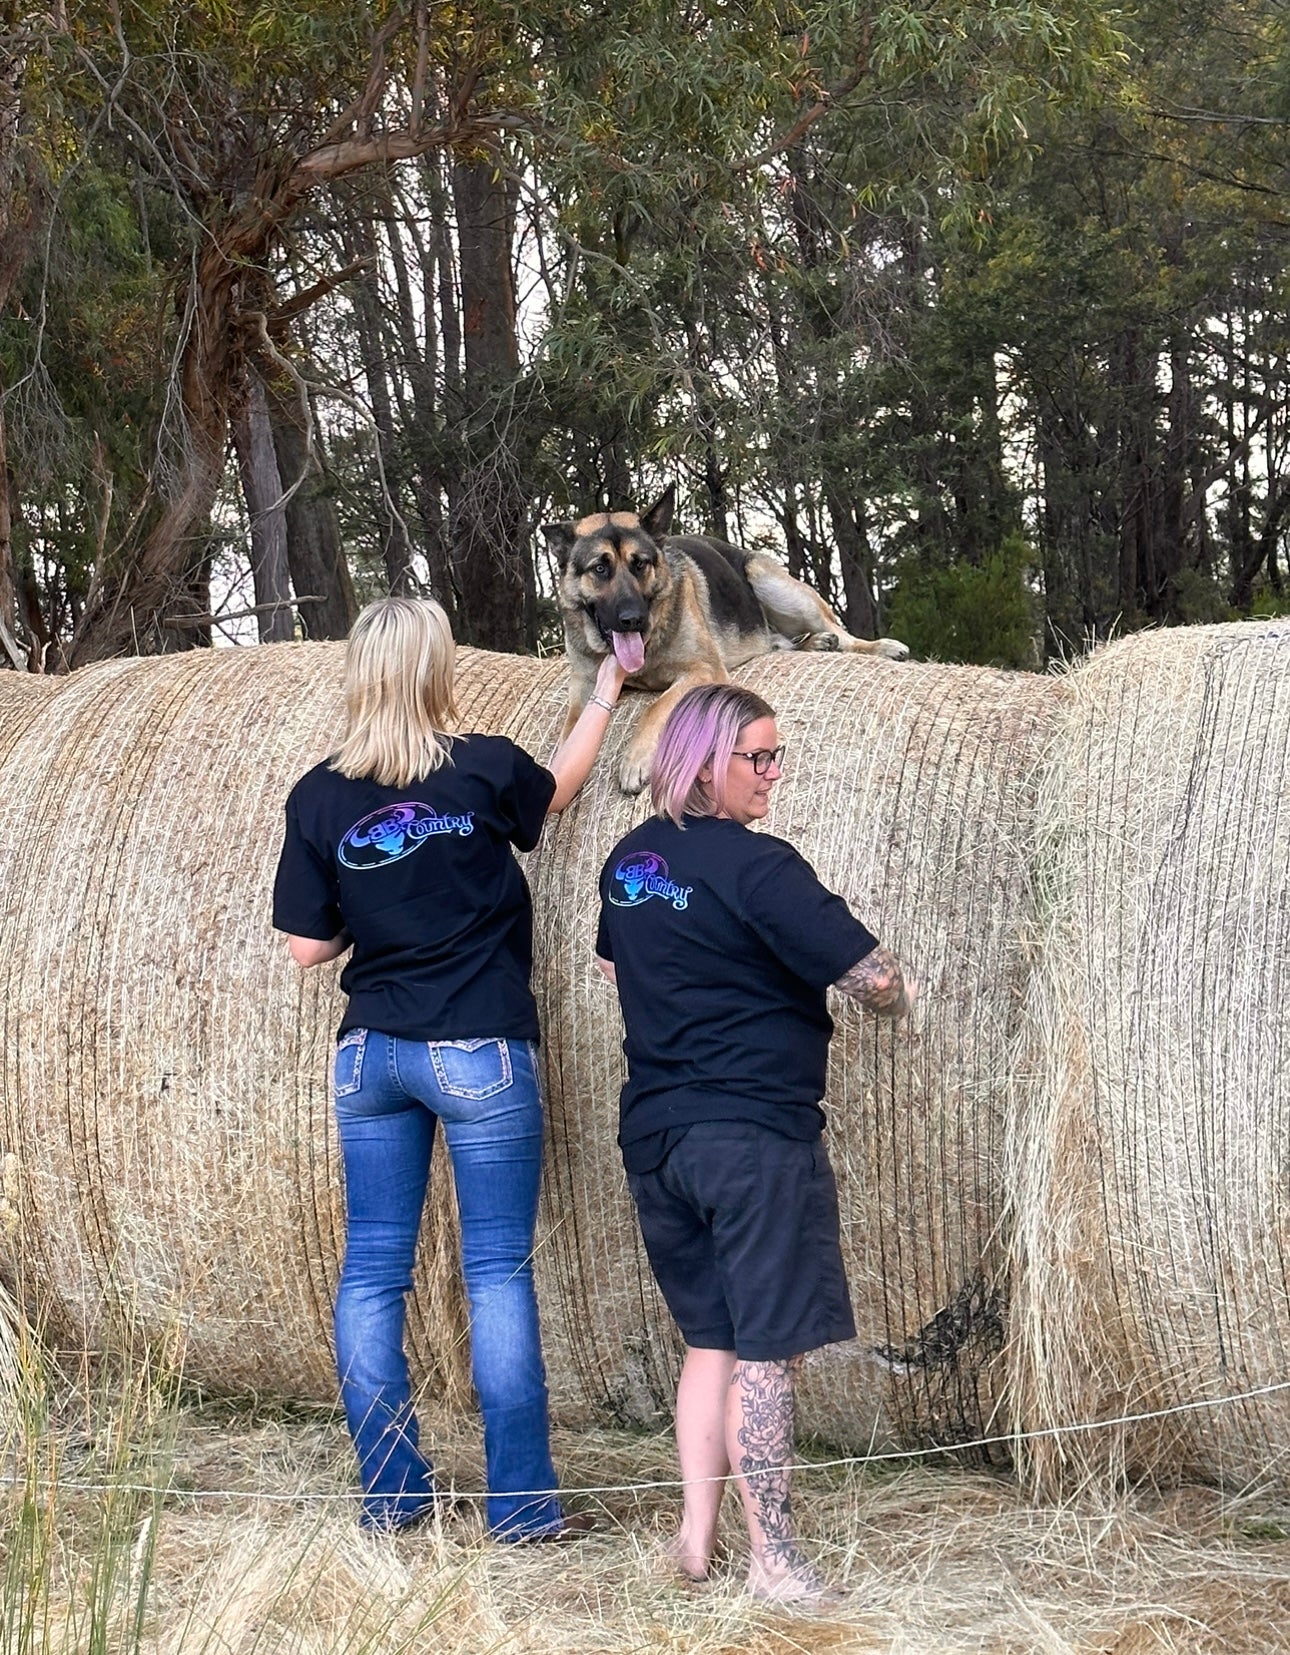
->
[[15, 0, 1290, 664], [886, 534, 1041, 668], [2, 162, 168, 602], [1173, 567, 1238, 626]]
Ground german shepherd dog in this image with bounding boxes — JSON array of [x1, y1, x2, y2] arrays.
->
[[544, 485, 909, 793]]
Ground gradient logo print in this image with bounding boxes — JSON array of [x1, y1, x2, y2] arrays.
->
[[608, 850, 691, 911], [339, 802, 475, 869]]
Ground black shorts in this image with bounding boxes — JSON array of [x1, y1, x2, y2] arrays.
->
[[625, 1120, 856, 1361]]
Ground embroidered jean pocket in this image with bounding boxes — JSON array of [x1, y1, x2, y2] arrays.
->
[[333, 1028, 368, 1098], [430, 1038, 513, 1100]]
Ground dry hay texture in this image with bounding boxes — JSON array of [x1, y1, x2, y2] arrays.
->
[[0, 645, 1057, 1459], [530, 651, 1060, 1453], [1012, 620, 1290, 1496], [0, 646, 554, 1404], [0, 669, 60, 760]]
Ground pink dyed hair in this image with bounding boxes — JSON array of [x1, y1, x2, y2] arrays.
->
[[650, 682, 777, 825]]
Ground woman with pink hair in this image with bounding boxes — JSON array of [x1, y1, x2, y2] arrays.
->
[[595, 682, 914, 1605]]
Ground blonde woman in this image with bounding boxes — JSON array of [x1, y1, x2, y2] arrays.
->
[[274, 596, 624, 1538]]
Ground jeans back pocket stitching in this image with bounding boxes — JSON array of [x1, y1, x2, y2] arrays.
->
[[334, 1027, 368, 1098], [429, 1038, 513, 1101]]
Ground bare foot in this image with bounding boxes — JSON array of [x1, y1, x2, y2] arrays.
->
[[663, 1532, 713, 1583], [746, 1555, 847, 1610]]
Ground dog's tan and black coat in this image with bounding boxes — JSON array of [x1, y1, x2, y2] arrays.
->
[[544, 486, 909, 792]]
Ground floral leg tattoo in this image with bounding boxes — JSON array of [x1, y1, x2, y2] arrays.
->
[[732, 1357, 816, 1582]]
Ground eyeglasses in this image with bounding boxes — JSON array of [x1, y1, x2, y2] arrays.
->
[[730, 744, 785, 777]]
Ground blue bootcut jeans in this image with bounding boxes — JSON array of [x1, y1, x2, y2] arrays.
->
[[331, 1028, 564, 1538]]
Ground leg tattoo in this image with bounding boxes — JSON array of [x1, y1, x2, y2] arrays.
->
[[732, 1357, 809, 1573], [730, 1357, 842, 1604]]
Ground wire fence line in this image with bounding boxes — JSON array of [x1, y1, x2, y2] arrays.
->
[[8, 1376, 1290, 1508]]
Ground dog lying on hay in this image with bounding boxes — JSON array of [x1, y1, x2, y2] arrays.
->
[[543, 484, 910, 792]]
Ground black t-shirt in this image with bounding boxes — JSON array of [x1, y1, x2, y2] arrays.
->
[[595, 814, 878, 1153], [273, 735, 556, 1041]]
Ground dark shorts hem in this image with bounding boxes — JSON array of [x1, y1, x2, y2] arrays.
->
[[628, 1121, 853, 1362], [733, 1320, 857, 1364], [679, 1325, 737, 1352]]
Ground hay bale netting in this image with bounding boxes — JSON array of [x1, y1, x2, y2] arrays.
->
[[0, 643, 560, 1403], [1012, 621, 1290, 1495], [527, 652, 1064, 1452]]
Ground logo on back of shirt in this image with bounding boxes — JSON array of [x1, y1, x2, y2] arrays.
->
[[338, 802, 475, 869], [608, 850, 692, 911]]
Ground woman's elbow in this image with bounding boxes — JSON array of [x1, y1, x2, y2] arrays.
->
[[288, 934, 342, 968]]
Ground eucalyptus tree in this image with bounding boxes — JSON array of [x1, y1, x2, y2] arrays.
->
[[950, 0, 1290, 652], [524, 0, 1124, 644], [3, 0, 1129, 669]]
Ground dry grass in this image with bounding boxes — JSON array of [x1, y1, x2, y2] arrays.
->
[[1011, 620, 1290, 1497], [6, 1365, 1290, 1655]]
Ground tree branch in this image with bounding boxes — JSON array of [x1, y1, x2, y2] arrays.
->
[[294, 123, 478, 185], [269, 257, 374, 325], [164, 596, 323, 631], [738, 28, 873, 172], [316, 7, 412, 151]]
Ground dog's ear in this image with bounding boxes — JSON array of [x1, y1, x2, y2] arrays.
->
[[639, 483, 675, 542], [543, 522, 578, 570]]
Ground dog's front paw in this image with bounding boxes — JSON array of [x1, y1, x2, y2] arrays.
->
[[874, 637, 910, 661], [618, 745, 654, 795]]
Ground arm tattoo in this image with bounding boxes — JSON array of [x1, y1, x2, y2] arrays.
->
[[732, 1358, 809, 1571], [833, 945, 909, 1016]]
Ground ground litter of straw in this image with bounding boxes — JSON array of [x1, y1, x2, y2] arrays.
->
[[19, 1396, 1290, 1655]]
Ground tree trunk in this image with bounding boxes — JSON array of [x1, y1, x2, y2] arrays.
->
[[68, 220, 255, 664], [449, 145, 533, 652], [1157, 336, 1193, 617], [1, 14, 37, 669], [1111, 328, 1156, 625], [232, 374, 294, 642], [263, 368, 359, 641], [386, 176, 457, 617], [0, 387, 26, 669], [343, 203, 416, 594], [825, 486, 880, 638]]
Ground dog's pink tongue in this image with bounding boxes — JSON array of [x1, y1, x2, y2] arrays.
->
[[611, 632, 646, 673]]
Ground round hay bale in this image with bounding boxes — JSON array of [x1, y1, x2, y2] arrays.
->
[[0, 644, 557, 1403], [0, 671, 60, 763], [526, 652, 1063, 1452], [0, 642, 1062, 1459], [1011, 621, 1290, 1494]]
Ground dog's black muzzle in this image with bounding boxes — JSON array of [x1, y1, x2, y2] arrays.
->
[[589, 599, 648, 641]]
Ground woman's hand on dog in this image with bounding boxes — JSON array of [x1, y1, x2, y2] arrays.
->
[[594, 653, 629, 703], [547, 655, 629, 813]]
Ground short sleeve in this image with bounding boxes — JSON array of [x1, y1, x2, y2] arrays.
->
[[594, 905, 614, 963], [739, 843, 877, 989], [504, 742, 557, 852], [272, 792, 344, 941]]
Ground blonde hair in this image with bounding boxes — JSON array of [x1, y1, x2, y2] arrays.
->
[[329, 597, 460, 786]]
